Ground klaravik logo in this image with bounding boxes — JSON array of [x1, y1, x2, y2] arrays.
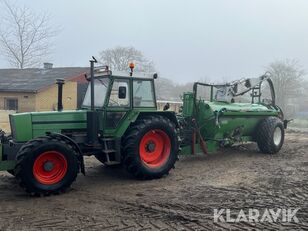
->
[[213, 208, 300, 223]]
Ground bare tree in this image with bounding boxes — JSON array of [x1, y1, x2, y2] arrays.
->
[[155, 77, 175, 100], [0, 1, 57, 68], [99, 46, 155, 72], [155, 77, 194, 101], [266, 59, 305, 117]]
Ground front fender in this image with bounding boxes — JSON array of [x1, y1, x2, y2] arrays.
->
[[46, 132, 85, 175]]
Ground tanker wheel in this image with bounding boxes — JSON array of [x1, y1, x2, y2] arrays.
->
[[14, 136, 79, 196], [123, 115, 179, 179], [255, 116, 285, 154]]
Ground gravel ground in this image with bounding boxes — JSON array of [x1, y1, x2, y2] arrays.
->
[[0, 132, 307, 230]]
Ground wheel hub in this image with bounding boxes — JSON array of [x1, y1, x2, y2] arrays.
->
[[146, 142, 156, 153], [139, 129, 171, 168], [273, 127, 282, 146], [33, 151, 68, 185], [43, 161, 54, 172]]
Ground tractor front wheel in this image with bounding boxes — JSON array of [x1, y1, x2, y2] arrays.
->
[[255, 116, 285, 154], [14, 136, 79, 196], [123, 115, 179, 179]]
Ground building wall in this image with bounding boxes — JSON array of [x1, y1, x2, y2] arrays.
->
[[0, 92, 36, 112], [0, 81, 77, 113], [0, 110, 14, 132], [77, 83, 88, 109], [36, 81, 77, 111], [157, 100, 183, 113], [0, 81, 77, 131]]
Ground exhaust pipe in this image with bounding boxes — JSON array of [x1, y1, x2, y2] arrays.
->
[[87, 57, 98, 145], [56, 78, 65, 111]]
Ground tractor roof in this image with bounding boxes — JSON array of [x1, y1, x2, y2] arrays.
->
[[113, 71, 157, 79], [93, 67, 157, 79]]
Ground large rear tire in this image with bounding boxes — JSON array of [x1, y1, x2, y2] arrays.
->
[[255, 116, 285, 154], [14, 136, 79, 196], [123, 115, 179, 180]]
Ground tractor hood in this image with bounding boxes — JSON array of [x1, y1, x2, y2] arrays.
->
[[9, 110, 87, 142]]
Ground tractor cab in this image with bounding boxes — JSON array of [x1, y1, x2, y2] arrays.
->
[[80, 65, 159, 136], [81, 66, 158, 110]]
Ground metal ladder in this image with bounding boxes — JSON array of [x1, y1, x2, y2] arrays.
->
[[251, 84, 261, 104], [101, 138, 120, 165]]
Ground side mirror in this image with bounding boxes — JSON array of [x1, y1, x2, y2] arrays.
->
[[118, 86, 127, 99]]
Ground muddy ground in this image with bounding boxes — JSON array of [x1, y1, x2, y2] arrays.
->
[[0, 131, 307, 230]]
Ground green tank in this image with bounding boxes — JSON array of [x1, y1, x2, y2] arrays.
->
[[179, 74, 287, 154]]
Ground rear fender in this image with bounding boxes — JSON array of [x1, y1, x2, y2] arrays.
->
[[137, 111, 179, 127], [114, 111, 179, 138]]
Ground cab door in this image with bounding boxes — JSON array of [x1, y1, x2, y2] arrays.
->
[[104, 78, 131, 135]]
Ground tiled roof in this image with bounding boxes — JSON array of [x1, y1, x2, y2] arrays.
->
[[0, 67, 88, 93]]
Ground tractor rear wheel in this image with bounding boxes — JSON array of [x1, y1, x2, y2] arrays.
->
[[255, 116, 285, 154], [14, 136, 79, 196], [123, 115, 178, 179]]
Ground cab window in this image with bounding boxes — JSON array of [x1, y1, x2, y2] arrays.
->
[[133, 80, 155, 107], [108, 79, 130, 107], [82, 78, 110, 108]]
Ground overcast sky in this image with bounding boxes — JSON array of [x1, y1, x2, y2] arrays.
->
[[1, 0, 308, 83]]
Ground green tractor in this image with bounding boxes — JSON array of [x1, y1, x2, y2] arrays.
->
[[0, 58, 287, 195], [0, 58, 179, 195]]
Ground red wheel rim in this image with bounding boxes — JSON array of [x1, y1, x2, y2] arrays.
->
[[33, 151, 68, 185], [139, 129, 171, 168]]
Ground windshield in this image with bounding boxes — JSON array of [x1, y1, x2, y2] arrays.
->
[[133, 80, 155, 107], [82, 78, 110, 108]]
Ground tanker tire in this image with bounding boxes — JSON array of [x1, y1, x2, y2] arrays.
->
[[255, 116, 284, 154], [123, 115, 178, 180], [14, 136, 79, 196]]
